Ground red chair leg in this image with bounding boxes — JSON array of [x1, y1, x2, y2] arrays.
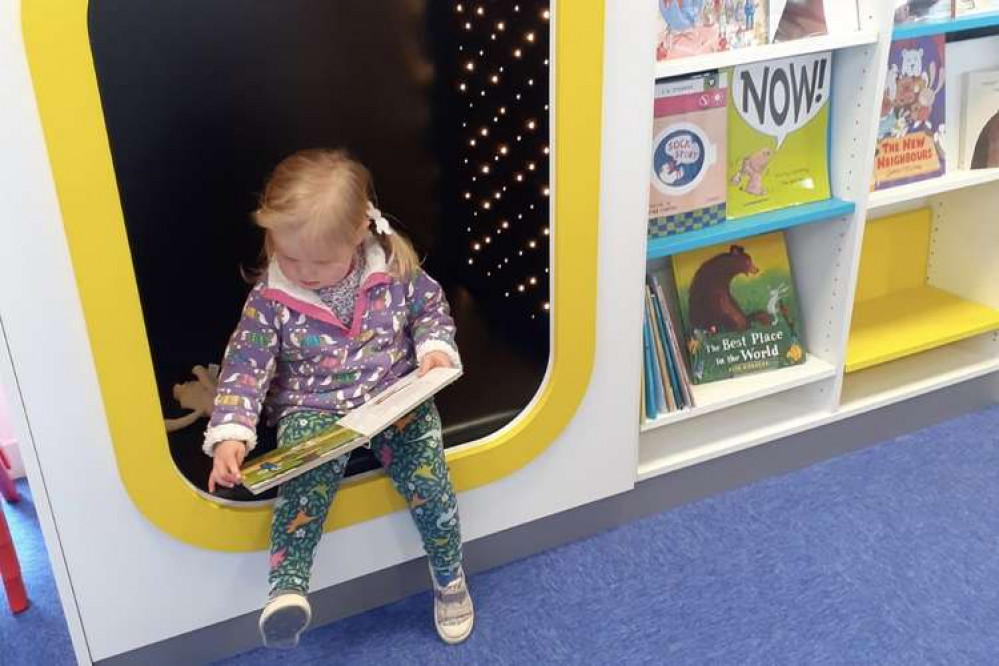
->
[[0, 505, 28, 613], [0, 449, 18, 503]]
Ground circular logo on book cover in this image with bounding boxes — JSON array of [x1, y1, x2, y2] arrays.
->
[[652, 122, 716, 196]]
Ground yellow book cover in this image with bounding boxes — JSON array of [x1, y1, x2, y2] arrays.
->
[[726, 52, 832, 219]]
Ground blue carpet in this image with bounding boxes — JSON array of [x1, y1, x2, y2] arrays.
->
[[5, 405, 999, 665], [1, 480, 75, 665]]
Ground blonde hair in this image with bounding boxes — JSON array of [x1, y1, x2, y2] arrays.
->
[[253, 148, 420, 278]]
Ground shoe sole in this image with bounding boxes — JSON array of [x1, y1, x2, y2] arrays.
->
[[260, 599, 311, 649]]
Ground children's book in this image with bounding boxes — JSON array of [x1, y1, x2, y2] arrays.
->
[[768, 1, 858, 42], [648, 281, 681, 410], [651, 264, 697, 407], [240, 367, 462, 494], [642, 304, 660, 418], [726, 51, 832, 219], [894, 1, 952, 23], [671, 232, 806, 384], [656, 0, 726, 62], [649, 72, 728, 239], [656, 1, 767, 62], [722, 1, 769, 51], [646, 287, 676, 413], [961, 69, 999, 169], [650, 273, 696, 409], [872, 36, 946, 191], [954, 0, 999, 16]]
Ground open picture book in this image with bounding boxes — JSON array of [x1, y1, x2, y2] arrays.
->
[[239, 366, 463, 494]]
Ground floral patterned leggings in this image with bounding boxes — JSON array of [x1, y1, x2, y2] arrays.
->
[[268, 401, 462, 596]]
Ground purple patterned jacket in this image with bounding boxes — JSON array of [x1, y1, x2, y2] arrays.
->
[[202, 235, 460, 455]]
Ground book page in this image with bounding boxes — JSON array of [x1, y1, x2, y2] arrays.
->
[[338, 367, 463, 437]]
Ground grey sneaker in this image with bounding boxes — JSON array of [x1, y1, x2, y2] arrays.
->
[[431, 565, 475, 645], [259, 592, 311, 649]]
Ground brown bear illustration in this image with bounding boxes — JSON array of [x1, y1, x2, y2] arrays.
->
[[730, 148, 772, 196], [688, 245, 771, 333]]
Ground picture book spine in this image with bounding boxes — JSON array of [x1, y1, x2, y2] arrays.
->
[[653, 275, 697, 409], [645, 286, 673, 413], [642, 301, 658, 419], [649, 277, 685, 410]]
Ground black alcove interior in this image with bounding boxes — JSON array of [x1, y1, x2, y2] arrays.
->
[[87, 1, 551, 501]]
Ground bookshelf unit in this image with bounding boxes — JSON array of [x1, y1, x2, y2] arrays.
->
[[630, 1, 999, 481]]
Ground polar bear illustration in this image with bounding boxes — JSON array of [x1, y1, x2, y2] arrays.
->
[[900, 47, 926, 83]]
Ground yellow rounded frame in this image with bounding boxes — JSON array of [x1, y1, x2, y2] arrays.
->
[[21, 1, 603, 551]]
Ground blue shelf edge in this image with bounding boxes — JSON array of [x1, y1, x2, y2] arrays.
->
[[893, 12, 999, 40], [646, 198, 855, 259]]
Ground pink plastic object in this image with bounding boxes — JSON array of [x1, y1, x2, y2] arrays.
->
[[0, 449, 27, 613], [0, 449, 19, 503]]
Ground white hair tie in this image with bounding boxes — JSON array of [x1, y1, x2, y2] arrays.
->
[[367, 202, 394, 236]]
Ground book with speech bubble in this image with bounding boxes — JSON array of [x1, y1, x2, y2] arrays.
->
[[725, 51, 832, 219]]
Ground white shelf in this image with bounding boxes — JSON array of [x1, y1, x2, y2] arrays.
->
[[655, 30, 879, 80], [868, 169, 999, 213], [641, 355, 837, 432], [841, 338, 999, 416], [639, 340, 999, 482], [638, 409, 830, 481]]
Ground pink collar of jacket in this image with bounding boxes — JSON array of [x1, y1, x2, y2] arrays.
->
[[261, 234, 392, 333]]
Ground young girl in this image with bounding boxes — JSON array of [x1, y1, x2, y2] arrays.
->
[[202, 149, 473, 648]]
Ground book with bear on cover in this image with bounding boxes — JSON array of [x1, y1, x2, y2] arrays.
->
[[671, 232, 805, 384], [656, 1, 767, 62], [726, 51, 832, 219], [239, 367, 462, 494], [961, 69, 999, 169], [649, 71, 728, 239], [872, 36, 946, 191]]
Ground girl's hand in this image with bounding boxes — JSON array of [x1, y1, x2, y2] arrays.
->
[[418, 350, 453, 377], [208, 440, 248, 493]]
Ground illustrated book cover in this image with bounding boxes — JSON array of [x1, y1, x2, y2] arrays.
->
[[240, 367, 462, 494], [873, 36, 946, 190], [961, 69, 999, 169], [726, 51, 832, 219], [649, 71, 728, 239], [894, 1, 953, 23], [768, 1, 859, 42], [656, 0, 726, 62], [656, 1, 768, 62], [671, 232, 806, 384]]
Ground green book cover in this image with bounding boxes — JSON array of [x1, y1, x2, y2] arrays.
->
[[726, 51, 832, 219], [240, 425, 364, 494], [671, 232, 806, 384]]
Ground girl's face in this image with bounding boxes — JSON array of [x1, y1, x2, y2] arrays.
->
[[271, 224, 366, 290]]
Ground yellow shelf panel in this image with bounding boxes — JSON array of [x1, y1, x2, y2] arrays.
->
[[846, 286, 999, 374]]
